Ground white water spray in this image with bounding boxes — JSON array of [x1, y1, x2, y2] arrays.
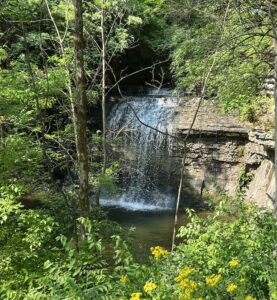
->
[[101, 89, 180, 210]]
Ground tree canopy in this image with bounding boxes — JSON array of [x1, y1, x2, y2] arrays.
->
[[0, 0, 276, 299]]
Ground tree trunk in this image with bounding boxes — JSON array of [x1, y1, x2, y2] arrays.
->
[[73, 0, 90, 219], [274, 37, 277, 213], [101, 3, 107, 184], [171, 144, 186, 251], [95, 2, 107, 206]]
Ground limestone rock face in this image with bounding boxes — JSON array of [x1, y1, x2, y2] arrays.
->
[[173, 136, 247, 196], [173, 98, 275, 209], [248, 129, 275, 150], [175, 98, 250, 136], [244, 142, 267, 166], [245, 160, 275, 209]]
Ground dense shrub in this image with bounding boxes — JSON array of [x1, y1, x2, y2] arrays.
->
[[0, 195, 276, 299]]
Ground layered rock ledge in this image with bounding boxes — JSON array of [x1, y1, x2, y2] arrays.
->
[[173, 98, 275, 209]]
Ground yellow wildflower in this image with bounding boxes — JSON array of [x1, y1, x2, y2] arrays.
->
[[150, 246, 168, 260], [120, 275, 127, 284], [179, 279, 197, 291], [130, 292, 142, 300], [175, 267, 196, 282], [245, 296, 256, 300], [227, 284, 238, 293], [205, 274, 222, 286], [143, 282, 157, 293], [179, 290, 193, 300], [178, 278, 197, 300], [229, 259, 240, 267]]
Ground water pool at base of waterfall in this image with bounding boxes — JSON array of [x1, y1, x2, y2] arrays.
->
[[105, 208, 186, 258], [103, 206, 209, 261]]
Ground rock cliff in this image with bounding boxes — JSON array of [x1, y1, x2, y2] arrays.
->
[[173, 97, 275, 209]]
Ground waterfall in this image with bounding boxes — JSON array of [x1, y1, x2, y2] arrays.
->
[[101, 89, 180, 211]]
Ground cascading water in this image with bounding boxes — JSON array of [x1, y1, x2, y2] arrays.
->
[[101, 89, 180, 211]]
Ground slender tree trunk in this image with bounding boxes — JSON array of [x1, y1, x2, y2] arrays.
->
[[171, 1, 231, 251], [101, 3, 107, 182], [274, 36, 277, 213], [73, 0, 90, 219], [171, 92, 204, 251], [171, 60, 218, 251], [95, 2, 107, 206], [268, 3, 277, 212], [171, 143, 186, 251]]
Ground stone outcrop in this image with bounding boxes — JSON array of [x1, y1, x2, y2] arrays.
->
[[244, 129, 275, 209], [248, 129, 275, 150], [173, 97, 275, 209], [245, 160, 275, 209], [175, 98, 250, 136]]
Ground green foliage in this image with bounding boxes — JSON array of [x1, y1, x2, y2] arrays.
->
[[0, 134, 45, 199], [240, 96, 274, 129], [169, 0, 274, 117], [91, 161, 121, 194], [237, 170, 255, 200], [1, 190, 276, 299], [0, 195, 132, 299], [174, 203, 277, 299], [0, 135, 43, 178], [0, 0, 79, 202], [85, 0, 145, 61], [0, 198, 57, 299], [113, 200, 277, 300]]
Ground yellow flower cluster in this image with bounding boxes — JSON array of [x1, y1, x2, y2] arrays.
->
[[179, 278, 197, 290], [175, 267, 196, 282], [178, 278, 197, 300], [175, 267, 198, 299], [205, 274, 222, 286], [229, 259, 240, 267], [143, 282, 157, 293], [227, 283, 238, 293], [120, 275, 127, 284], [150, 246, 168, 260], [245, 296, 256, 300], [130, 292, 142, 300]]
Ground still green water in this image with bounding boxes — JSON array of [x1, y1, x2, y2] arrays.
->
[[106, 208, 194, 260]]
